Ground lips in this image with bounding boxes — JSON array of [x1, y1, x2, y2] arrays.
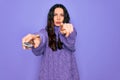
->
[[56, 22, 61, 24]]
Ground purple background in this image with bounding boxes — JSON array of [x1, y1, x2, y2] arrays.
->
[[0, 0, 120, 80]]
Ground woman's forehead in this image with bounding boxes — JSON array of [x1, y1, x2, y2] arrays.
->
[[54, 8, 64, 13]]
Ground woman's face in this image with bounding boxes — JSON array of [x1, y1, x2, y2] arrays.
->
[[54, 8, 64, 26]]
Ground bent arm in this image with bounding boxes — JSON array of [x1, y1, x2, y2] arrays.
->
[[59, 28, 77, 52]]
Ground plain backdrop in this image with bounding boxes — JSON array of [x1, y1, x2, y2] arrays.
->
[[0, 0, 120, 80]]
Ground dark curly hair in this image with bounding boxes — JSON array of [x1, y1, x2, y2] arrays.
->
[[46, 4, 70, 51]]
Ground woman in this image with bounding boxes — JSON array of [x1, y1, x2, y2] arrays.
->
[[22, 4, 80, 80]]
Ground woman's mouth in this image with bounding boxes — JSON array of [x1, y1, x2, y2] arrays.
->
[[56, 22, 61, 24]]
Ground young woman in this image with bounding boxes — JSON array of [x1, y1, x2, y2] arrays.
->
[[22, 4, 80, 80]]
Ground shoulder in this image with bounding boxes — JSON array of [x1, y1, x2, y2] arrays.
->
[[38, 28, 48, 38], [33, 28, 47, 37], [39, 28, 47, 33], [37, 28, 47, 35]]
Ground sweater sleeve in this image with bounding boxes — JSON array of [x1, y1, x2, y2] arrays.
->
[[32, 29, 47, 56], [59, 28, 77, 52]]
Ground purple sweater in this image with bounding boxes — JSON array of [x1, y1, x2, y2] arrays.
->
[[32, 26, 80, 80]]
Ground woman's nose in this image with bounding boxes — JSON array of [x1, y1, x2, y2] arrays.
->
[[57, 16, 60, 20]]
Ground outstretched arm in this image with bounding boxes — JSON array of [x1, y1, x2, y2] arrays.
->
[[59, 23, 77, 52], [32, 29, 47, 56]]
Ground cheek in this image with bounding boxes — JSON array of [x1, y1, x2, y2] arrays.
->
[[61, 17, 64, 20], [53, 17, 56, 22], [61, 17, 64, 21], [53, 17, 56, 25]]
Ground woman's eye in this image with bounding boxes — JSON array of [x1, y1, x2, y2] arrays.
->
[[54, 14, 57, 16], [60, 14, 64, 16], [54, 13, 64, 17]]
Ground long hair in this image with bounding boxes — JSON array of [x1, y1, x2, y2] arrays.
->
[[46, 4, 70, 51]]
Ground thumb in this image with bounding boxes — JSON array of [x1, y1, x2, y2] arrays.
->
[[60, 23, 63, 28]]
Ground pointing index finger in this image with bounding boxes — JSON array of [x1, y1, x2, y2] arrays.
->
[[60, 23, 64, 27]]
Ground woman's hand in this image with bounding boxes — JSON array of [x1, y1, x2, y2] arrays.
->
[[60, 23, 73, 37], [22, 34, 40, 49]]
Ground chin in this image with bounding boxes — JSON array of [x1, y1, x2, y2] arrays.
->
[[55, 24, 60, 27]]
